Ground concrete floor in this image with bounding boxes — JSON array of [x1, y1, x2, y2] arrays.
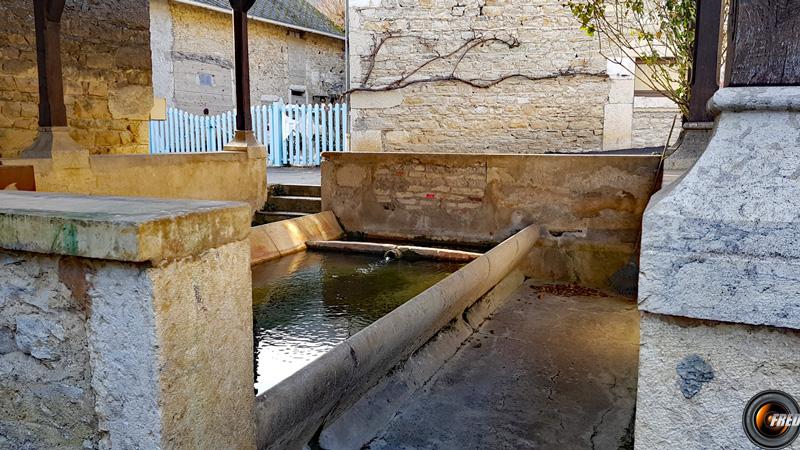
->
[[267, 167, 321, 186], [366, 281, 640, 450]]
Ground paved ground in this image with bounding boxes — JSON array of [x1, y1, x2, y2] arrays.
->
[[267, 167, 321, 186], [366, 281, 640, 450]]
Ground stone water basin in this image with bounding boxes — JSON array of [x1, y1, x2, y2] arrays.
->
[[251, 250, 464, 394]]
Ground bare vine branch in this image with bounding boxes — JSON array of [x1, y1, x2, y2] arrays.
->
[[350, 31, 605, 94]]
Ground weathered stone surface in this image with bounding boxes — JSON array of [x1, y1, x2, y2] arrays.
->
[[1, 150, 268, 214], [663, 122, 713, 171], [0, 191, 250, 263], [149, 240, 256, 450], [365, 280, 639, 449], [322, 152, 661, 291], [0, 0, 153, 156], [0, 250, 98, 449], [636, 312, 800, 449], [639, 87, 800, 329]]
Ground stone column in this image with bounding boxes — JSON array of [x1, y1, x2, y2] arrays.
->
[[0, 191, 256, 449], [636, 3, 800, 448], [21, 0, 85, 159]]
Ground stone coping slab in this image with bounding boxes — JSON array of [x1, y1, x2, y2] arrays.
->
[[322, 151, 660, 160], [0, 191, 250, 263], [710, 86, 800, 112]]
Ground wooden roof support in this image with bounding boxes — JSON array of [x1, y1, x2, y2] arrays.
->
[[33, 0, 67, 128], [687, 0, 723, 122], [725, 0, 800, 86], [230, 0, 257, 132]]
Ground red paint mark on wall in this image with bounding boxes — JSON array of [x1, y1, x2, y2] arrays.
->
[[425, 193, 435, 199]]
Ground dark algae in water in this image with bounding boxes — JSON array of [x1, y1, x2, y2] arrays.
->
[[252, 251, 463, 394]]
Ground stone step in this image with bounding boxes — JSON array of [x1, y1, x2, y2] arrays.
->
[[253, 211, 309, 225], [270, 184, 321, 197], [267, 195, 322, 214]]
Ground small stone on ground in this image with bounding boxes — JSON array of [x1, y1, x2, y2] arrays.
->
[[366, 280, 640, 449]]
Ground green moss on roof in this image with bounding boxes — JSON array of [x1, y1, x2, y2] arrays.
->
[[188, 0, 344, 37]]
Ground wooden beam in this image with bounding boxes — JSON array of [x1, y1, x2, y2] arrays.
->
[[33, 0, 67, 128], [726, 0, 800, 86], [687, 0, 723, 122], [229, 0, 257, 131]]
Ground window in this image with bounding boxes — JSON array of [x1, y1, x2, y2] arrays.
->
[[634, 59, 681, 97], [312, 95, 335, 104], [198, 73, 215, 87], [289, 88, 306, 104]]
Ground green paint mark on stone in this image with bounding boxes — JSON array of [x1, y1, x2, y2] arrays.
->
[[51, 223, 79, 255], [63, 224, 79, 255]]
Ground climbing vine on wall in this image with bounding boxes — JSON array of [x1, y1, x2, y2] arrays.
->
[[349, 31, 607, 94]]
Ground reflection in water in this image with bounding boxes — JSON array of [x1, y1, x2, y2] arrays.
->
[[252, 251, 463, 394]]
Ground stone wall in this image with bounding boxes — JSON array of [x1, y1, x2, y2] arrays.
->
[[347, 0, 610, 153], [158, 1, 345, 115], [1, 149, 268, 214], [632, 97, 681, 149], [0, 0, 153, 158], [321, 152, 661, 293]]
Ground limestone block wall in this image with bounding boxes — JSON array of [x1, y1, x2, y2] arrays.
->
[[321, 152, 661, 293], [0, 0, 153, 158], [0, 191, 255, 449], [156, 1, 345, 115], [632, 97, 681, 149], [347, 0, 611, 153], [1, 149, 268, 214]]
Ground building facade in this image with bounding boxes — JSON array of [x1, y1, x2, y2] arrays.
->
[[0, 0, 153, 158], [150, 0, 346, 116], [347, 0, 678, 153]]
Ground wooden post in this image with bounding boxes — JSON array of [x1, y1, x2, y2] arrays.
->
[[229, 0, 256, 132], [725, 0, 800, 86], [33, 0, 67, 128], [687, 0, 723, 122]]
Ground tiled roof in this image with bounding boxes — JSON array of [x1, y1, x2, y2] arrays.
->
[[182, 0, 344, 38]]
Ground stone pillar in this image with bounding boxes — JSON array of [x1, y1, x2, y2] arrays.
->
[[601, 59, 635, 151], [635, 3, 800, 445], [0, 191, 256, 449]]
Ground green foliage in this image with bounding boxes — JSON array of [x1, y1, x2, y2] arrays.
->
[[564, 0, 696, 117]]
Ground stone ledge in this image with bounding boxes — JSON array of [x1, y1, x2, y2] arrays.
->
[[0, 191, 251, 263], [710, 86, 800, 112]]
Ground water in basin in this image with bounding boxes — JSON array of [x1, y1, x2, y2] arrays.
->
[[252, 250, 463, 394]]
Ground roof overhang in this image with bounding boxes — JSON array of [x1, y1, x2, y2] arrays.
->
[[174, 0, 346, 41]]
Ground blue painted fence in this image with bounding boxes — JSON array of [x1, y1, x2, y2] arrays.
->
[[149, 102, 348, 166]]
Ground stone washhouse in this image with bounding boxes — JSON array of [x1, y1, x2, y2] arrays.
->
[[1, 1, 799, 450]]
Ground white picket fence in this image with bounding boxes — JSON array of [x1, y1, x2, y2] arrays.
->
[[149, 102, 348, 166]]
